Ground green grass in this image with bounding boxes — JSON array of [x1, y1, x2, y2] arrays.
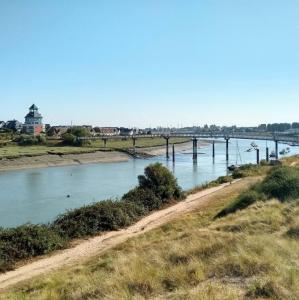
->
[[3, 177, 299, 300], [0, 145, 97, 159], [0, 137, 190, 159]]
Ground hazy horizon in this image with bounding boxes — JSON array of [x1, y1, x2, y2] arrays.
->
[[0, 1, 298, 127]]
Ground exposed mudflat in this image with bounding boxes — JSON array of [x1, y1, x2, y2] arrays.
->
[[0, 151, 130, 172]]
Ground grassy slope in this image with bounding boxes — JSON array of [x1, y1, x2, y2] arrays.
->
[[2, 176, 298, 299], [0, 138, 189, 158]]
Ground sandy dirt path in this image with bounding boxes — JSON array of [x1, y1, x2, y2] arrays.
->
[[0, 178, 255, 290]]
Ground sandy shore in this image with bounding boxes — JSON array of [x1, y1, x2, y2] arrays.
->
[[0, 151, 130, 172], [0, 177, 259, 290], [0, 141, 213, 172], [139, 140, 211, 156]]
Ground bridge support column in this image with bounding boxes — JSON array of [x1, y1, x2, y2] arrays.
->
[[102, 138, 107, 148], [172, 144, 175, 163], [132, 137, 137, 152], [275, 140, 279, 159], [193, 138, 198, 161], [225, 137, 230, 161], [266, 147, 269, 162], [212, 141, 215, 158], [165, 136, 170, 159], [256, 148, 260, 165]]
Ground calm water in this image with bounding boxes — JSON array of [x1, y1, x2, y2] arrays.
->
[[0, 139, 298, 228]]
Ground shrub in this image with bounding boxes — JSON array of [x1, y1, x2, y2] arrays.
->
[[216, 189, 264, 218], [259, 166, 299, 201], [61, 133, 76, 145], [0, 224, 66, 272], [286, 221, 299, 238], [16, 135, 46, 146], [216, 176, 232, 184], [62, 127, 91, 146], [138, 163, 185, 202], [53, 200, 143, 238], [217, 166, 299, 218], [232, 164, 262, 179], [122, 187, 162, 211]]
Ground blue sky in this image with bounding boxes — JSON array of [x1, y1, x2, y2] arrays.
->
[[0, 0, 298, 127]]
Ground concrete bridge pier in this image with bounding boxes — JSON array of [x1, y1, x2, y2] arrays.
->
[[225, 137, 230, 161], [132, 137, 137, 152], [164, 136, 170, 159], [275, 141, 279, 159], [256, 148, 260, 165], [266, 147, 269, 162], [212, 141, 215, 159], [102, 138, 107, 147], [192, 138, 198, 161]]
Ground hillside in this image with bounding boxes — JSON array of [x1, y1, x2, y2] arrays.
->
[[1, 160, 299, 299]]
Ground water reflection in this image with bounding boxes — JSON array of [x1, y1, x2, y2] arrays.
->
[[0, 139, 298, 227]]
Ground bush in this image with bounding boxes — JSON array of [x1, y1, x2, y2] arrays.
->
[[16, 135, 47, 146], [232, 164, 262, 179], [0, 224, 66, 272], [122, 187, 162, 211], [217, 166, 299, 218], [259, 166, 299, 201], [61, 133, 76, 145], [62, 130, 91, 146], [216, 189, 264, 218], [53, 200, 143, 238], [216, 176, 232, 184], [138, 163, 185, 202]]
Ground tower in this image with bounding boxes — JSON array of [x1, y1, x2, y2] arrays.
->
[[23, 104, 44, 135]]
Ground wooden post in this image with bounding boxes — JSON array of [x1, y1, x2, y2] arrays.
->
[[256, 148, 260, 165], [266, 147, 269, 162], [225, 138, 229, 161], [165, 137, 169, 159], [275, 140, 279, 159], [193, 138, 198, 161]]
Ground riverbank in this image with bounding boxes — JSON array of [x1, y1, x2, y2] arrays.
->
[[0, 151, 131, 172], [0, 141, 195, 172], [0, 177, 255, 291], [137, 140, 211, 156]]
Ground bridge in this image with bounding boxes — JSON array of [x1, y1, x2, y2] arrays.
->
[[79, 132, 299, 163]]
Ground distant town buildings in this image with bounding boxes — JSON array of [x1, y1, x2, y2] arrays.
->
[[23, 104, 44, 135], [1, 104, 298, 138], [93, 127, 120, 136], [5, 120, 23, 133], [0, 121, 6, 129]]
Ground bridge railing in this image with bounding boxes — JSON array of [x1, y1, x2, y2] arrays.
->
[[78, 132, 299, 144]]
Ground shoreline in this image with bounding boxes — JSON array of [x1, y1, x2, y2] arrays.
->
[[0, 151, 130, 173], [0, 177, 255, 291], [0, 141, 199, 172]]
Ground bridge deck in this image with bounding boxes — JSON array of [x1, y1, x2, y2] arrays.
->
[[79, 133, 299, 144]]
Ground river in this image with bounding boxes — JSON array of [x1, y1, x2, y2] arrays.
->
[[0, 139, 298, 228]]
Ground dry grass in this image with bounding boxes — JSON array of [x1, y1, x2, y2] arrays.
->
[[2, 180, 299, 300]]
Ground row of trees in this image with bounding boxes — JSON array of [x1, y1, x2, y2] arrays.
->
[[258, 122, 299, 132], [175, 122, 299, 134]]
